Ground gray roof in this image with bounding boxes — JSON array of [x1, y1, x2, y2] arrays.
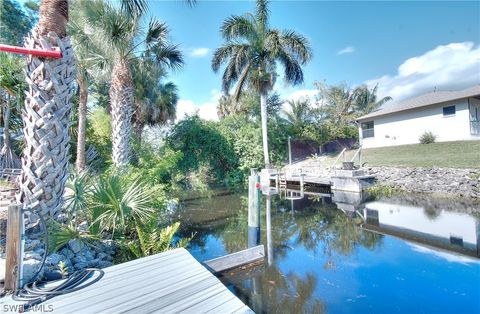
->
[[357, 85, 480, 121]]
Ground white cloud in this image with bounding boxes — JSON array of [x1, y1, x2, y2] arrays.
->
[[365, 42, 480, 101], [409, 243, 480, 265], [189, 47, 210, 58], [176, 89, 220, 121], [285, 89, 318, 102], [337, 46, 355, 55]]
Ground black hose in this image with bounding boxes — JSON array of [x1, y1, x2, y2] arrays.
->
[[23, 208, 48, 284], [12, 268, 104, 310], [12, 208, 105, 311]]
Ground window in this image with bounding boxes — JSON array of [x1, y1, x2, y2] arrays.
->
[[443, 105, 456, 116], [361, 121, 374, 138]]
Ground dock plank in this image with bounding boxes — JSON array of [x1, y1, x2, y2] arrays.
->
[[39, 248, 253, 313]]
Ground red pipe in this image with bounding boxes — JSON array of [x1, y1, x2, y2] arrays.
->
[[0, 44, 62, 59]]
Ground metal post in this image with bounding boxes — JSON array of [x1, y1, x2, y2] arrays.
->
[[359, 148, 362, 167], [300, 173, 305, 196], [248, 169, 261, 248], [266, 194, 273, 266], [288, 136, 292, 165]]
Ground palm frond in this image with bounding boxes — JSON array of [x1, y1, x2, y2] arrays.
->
[[277, 51, 304, 86], [145, 18, 169, 47], [256, 0, 270, 29], [279, 30, 313, 64], [120, 0, 148, 17], [146, 43, 184, 71], [221, 15, 255, 41]]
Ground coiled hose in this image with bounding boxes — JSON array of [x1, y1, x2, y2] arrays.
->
[[11, 209, 104, 311]]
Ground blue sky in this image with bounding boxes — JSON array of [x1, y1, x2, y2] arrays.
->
[[147, 1, 479, 120], [19, 0, 479, 120]]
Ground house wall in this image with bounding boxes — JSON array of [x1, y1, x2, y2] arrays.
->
[[359, 97, 480, 148]]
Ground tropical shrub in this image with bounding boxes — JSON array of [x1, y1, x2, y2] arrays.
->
[[129, 144, 184, 189], [166, 115, 238, 184], [64, 170, 92, 224], [89, 174, 156, 237], [86, 108, 112, 168], [127, 221, 192, 258], [419, 131, 437, 144], [47, 220, 99, 253]]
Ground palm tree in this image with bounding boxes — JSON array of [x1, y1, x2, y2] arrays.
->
[[19, 0, 76, 218], [212, 0, 312, 167], [132, 59, 179, 143], [76, 0, 183, 167], [0, 52, 23, 169], [283, 99, 313, 129], [68, 13, 93, 171], [353, 84, 392, 115]]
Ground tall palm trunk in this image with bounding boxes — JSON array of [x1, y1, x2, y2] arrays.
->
[[76, 73, 87, 171], [134, 123, 144, 145], [0, 98, 20, 169], [18, 0, 75, 218], [110, 59, 133, 167], [260, 91, 270, 167]]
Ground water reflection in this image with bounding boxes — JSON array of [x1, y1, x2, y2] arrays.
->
[[175, 191, 480, 313], [361, 200, 480, 258]]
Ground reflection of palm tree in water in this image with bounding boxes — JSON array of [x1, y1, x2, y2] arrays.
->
[[226, 265, 325, 314]]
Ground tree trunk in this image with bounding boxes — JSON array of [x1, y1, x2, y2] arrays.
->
[[110, 59, 133, 167], [76, 73, 88, 171], [134, 123, 144, 145], [260, 91, 270, 168], [0, 99, 20, 169], [3, 101, 11, 152], [18, 0, 74, 219]]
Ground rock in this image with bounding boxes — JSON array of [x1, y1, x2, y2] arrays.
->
[[96, 260, 113, 269], [24, 252, 43, 261], [59, 248, 75, 260], [72, 255, 88, 265], [367, 166, 480, 200], [77, 221, 88, 233], [46, 253, 66, 266], [96, 252, 109, 261], [23, 259, 44, 282], [25, 239, 42, 251], [74, 262, 89, 271], [88, 258, 100, 268], [83, 249, 94, 261], [68, 239, 84, 254]]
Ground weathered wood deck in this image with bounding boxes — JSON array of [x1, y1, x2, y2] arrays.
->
[[2, 248, 253, 313]]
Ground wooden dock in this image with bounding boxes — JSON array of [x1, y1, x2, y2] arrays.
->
[[1, 248, 253, 313]]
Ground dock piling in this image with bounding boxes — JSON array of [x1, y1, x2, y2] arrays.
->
[[248, 169, 261, 247]]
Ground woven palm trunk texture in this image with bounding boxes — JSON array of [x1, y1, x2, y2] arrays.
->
[[18, 28, 75, 219], [110, 61, 133, 167]]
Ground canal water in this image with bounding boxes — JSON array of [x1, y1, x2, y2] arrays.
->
[[172, 192, 480, 313]]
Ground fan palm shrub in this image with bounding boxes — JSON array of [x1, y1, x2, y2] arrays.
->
[[89, 174, 155, 237], [64, 170, 92, 225], [212, 0, 312, 167]]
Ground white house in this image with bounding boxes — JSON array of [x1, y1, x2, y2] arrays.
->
[[356, 85, 480, 148]]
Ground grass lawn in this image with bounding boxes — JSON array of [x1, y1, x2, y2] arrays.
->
[[324, 141, 480, 169]]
